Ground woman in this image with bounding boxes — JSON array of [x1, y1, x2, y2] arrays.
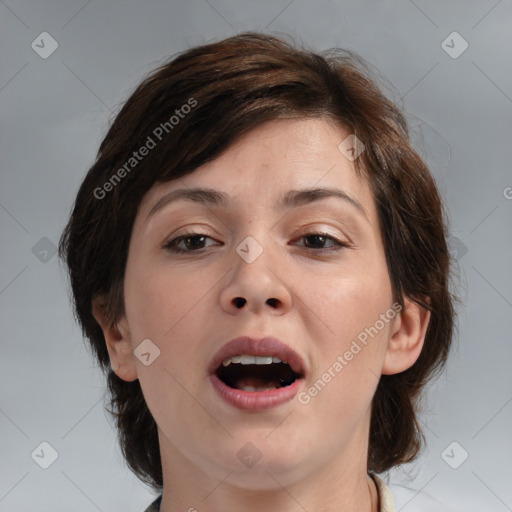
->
[[59, 32, 455, 512]]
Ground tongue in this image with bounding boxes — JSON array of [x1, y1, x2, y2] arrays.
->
[[236, 377, 281, 391]]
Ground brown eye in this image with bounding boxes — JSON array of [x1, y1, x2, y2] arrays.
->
[[294, 233, 348, 251], [164, 234, 219, 253]]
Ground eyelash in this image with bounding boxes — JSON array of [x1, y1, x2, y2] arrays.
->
[[163, 231, 350, 254]]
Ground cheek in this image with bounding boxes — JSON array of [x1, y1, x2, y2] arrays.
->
[[296, 268, 392, 404], [124, 261, 206, 339], [296, 264, 393, 343], [123, 261, 214, 388], [123, 265, 211, 425]]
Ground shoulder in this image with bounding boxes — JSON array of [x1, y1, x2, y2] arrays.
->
[[373, 474, 461, 512]]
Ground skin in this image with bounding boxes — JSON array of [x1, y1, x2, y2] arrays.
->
[[94, 118, 430, 512]]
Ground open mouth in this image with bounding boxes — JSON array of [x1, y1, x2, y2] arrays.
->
[[215, 355, 302, 392]]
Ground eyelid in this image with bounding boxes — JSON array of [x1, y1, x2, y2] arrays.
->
[[164, 225, 218, 241], [291, 224, 353, 245], [161, 220, 355, 254]]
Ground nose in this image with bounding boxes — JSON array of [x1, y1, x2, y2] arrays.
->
[[220, 246, 293, 316]]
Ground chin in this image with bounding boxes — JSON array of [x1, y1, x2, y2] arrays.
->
[[222, 460, 306, 491], [207, 437, 311, 486]]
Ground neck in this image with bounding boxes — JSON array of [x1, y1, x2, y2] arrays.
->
[[157, 430, 379, 512]]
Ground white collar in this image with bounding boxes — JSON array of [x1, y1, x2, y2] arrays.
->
[[372, 474, 396, 512]]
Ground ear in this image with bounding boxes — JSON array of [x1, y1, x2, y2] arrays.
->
[[91, 297, 138, 382], [382, 296, 431, 375]]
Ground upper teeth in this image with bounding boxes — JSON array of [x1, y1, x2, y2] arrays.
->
[[222, 355, 283, 366]]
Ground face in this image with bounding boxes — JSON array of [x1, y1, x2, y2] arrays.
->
[[108, 118, 413, 489]]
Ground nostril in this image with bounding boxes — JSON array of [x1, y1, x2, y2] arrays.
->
[[266, 298, 279, 307], [233, 297, 246, 308]]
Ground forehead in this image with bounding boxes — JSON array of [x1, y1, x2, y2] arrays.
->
[[137, 117, 375, 220]]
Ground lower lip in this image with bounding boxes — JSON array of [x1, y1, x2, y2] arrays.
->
[[209, 374, 303, 411]]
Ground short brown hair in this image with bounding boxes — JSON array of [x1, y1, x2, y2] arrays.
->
[[58, 32, 455, 491]]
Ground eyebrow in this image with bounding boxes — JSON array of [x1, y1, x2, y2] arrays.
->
[[146, 186, 367, 220]]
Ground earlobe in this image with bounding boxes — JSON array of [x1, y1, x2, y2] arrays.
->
[[91, 298, 138, 382], [382, 297, 431, 376]]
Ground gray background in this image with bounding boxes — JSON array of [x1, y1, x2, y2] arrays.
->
[[1, 1, 511, 511]]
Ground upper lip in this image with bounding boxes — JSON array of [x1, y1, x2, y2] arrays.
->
[[208, 336, 307, 377]]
